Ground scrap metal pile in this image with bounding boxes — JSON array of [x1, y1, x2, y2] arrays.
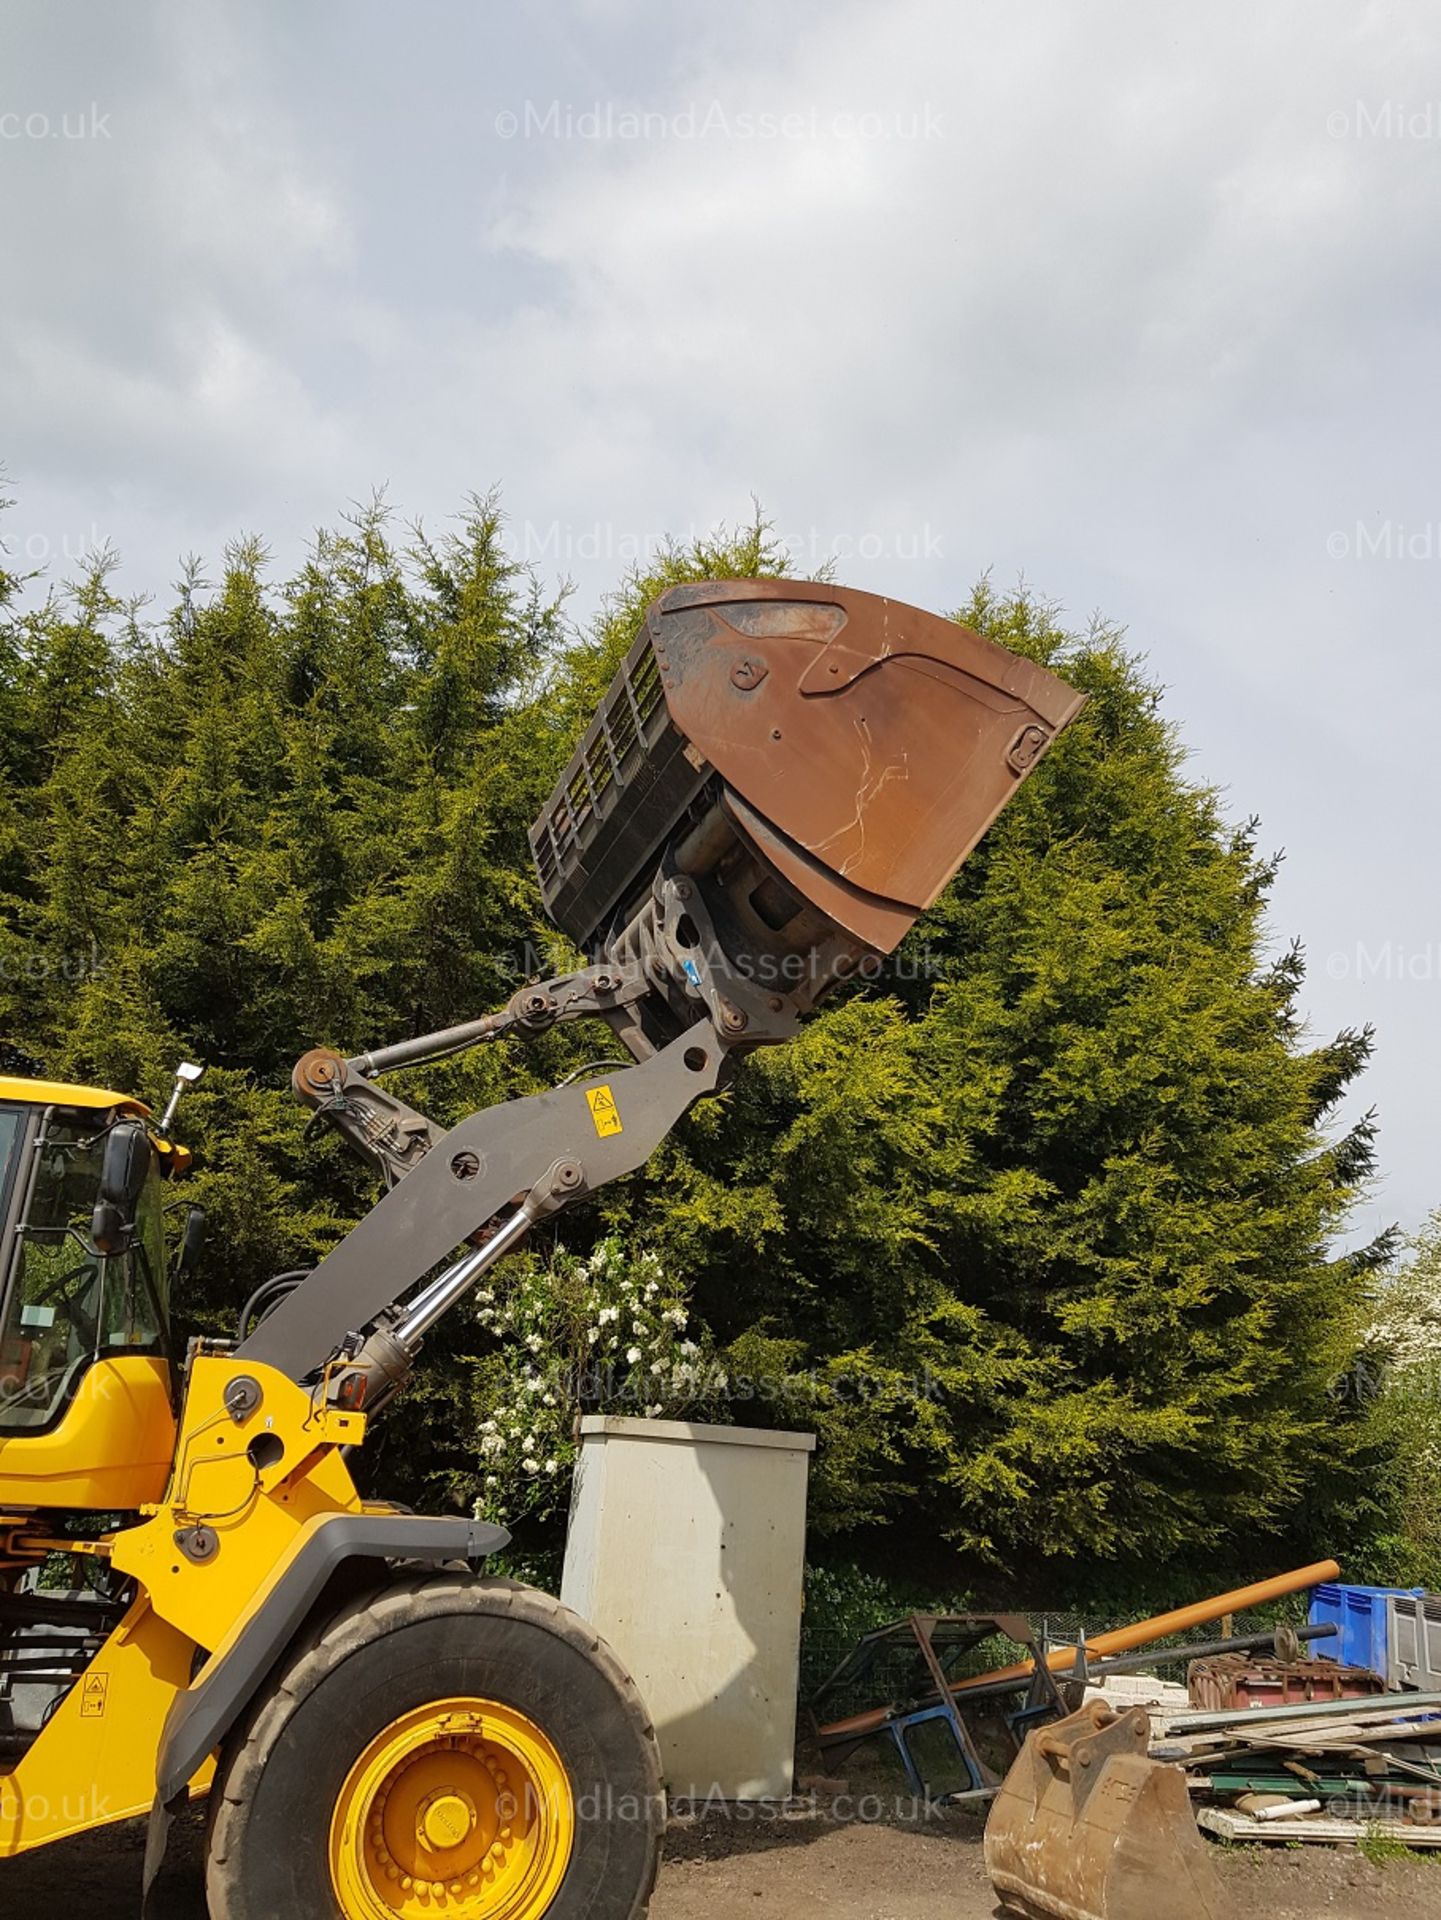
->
[[1163, 1688, 1441, 1842], [810, 1567, 1441, 1920], [1164, 1580, 1441, 1844], [808, 1562, 1343, 1805], [984, 1576, 1441, 1920]]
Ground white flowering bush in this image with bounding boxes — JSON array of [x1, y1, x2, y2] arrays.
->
[[471, 1237, 716, 1526], [1358, 1209, 1441, 1587], [1367, 1212, 1441, 1372]]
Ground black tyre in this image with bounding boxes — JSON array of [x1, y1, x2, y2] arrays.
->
[[206, 1573, 663, 1920]]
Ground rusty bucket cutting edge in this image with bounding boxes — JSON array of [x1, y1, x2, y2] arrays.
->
[[983, 1701, 1234, 1920]]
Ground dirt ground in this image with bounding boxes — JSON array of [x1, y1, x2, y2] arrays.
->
[[2, 1801, 1439, 1919], [657, 1803, 1441, 1920]]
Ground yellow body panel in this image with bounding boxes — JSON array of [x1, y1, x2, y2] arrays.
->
[[0, 1075, 148, 1114], [0, 1074, 382, 1866], [1, 1353, 367, 1858], [0, 1597, 202, 1853], [153, 1135, 193, 1175], [0, 1356, 176, 1512], [112, 1355, 365, 1656]]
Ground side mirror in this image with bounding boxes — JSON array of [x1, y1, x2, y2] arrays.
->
[[90, 1200, 126, 1256], [100, 1119, 151, 1210], [90, 1119, 151, 1253], [176, 1206, 207, 1280]]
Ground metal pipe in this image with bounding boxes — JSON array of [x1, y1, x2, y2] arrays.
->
[[1167, 1688, 1441, 1734], [947, 1624, 1343, 1710], [816, 1624, 1344, 1740], [1086, 1621, 1336, 1678], [348, 1008, 514, 1079], [948, 1560, 1343, 1698], [394, 1206, 535, 1346]]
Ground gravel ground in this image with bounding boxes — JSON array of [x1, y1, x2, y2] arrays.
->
[[2, 1801, 1439, 1918]]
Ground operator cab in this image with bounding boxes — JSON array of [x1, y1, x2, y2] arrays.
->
[[0, 1077, 195, 1512], [0, 1082, 174, 1435]]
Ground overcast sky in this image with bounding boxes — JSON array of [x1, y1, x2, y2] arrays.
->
[[3, 0, 1437, 1244]]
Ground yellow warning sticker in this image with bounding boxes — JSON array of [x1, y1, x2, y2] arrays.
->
[[80, 1674, 109, 1719], [585, 1084, 623, 1138]]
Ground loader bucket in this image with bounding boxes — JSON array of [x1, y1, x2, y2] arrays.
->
[[531, 579, 1085, 959], [984, 1702, 1233, 1920]]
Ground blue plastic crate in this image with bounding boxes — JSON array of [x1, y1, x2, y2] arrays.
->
[[1308, 1582, 1424, 1677]]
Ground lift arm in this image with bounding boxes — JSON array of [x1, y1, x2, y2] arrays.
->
[[236, 579, 1085, 1400]]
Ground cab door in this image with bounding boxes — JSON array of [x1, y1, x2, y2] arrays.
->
[[0, 1103, 176, 1511]]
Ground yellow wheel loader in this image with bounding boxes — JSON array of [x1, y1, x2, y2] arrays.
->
[[0, 581, 1084, 1918]]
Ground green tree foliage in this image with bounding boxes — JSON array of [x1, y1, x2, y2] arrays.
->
[[0, 496, 1391, 1590], [573, 577, 1392, 1586]]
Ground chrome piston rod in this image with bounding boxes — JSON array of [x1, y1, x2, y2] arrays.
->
[[395, 1204, 536, 1347]]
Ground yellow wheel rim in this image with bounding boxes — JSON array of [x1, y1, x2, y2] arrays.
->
[[329, 1697, 575, 1919]]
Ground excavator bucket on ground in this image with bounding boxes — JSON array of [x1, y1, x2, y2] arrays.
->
[[985, 1701, 1234, 1920]]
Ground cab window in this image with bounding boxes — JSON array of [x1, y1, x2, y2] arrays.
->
[[0, 1112, 166, 1434]]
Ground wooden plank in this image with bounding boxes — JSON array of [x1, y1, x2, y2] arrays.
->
[[1179, 1710, 1441, 1751]]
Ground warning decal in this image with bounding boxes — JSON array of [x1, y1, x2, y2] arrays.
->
[[80, 1674, 109, 1719], [585, 1084, 623, 1138]]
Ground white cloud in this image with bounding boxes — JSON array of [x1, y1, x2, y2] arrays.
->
[[3, 0, 1438, 1233]]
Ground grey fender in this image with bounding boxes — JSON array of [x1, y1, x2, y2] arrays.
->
[[142, 1511, 509, 1907]]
